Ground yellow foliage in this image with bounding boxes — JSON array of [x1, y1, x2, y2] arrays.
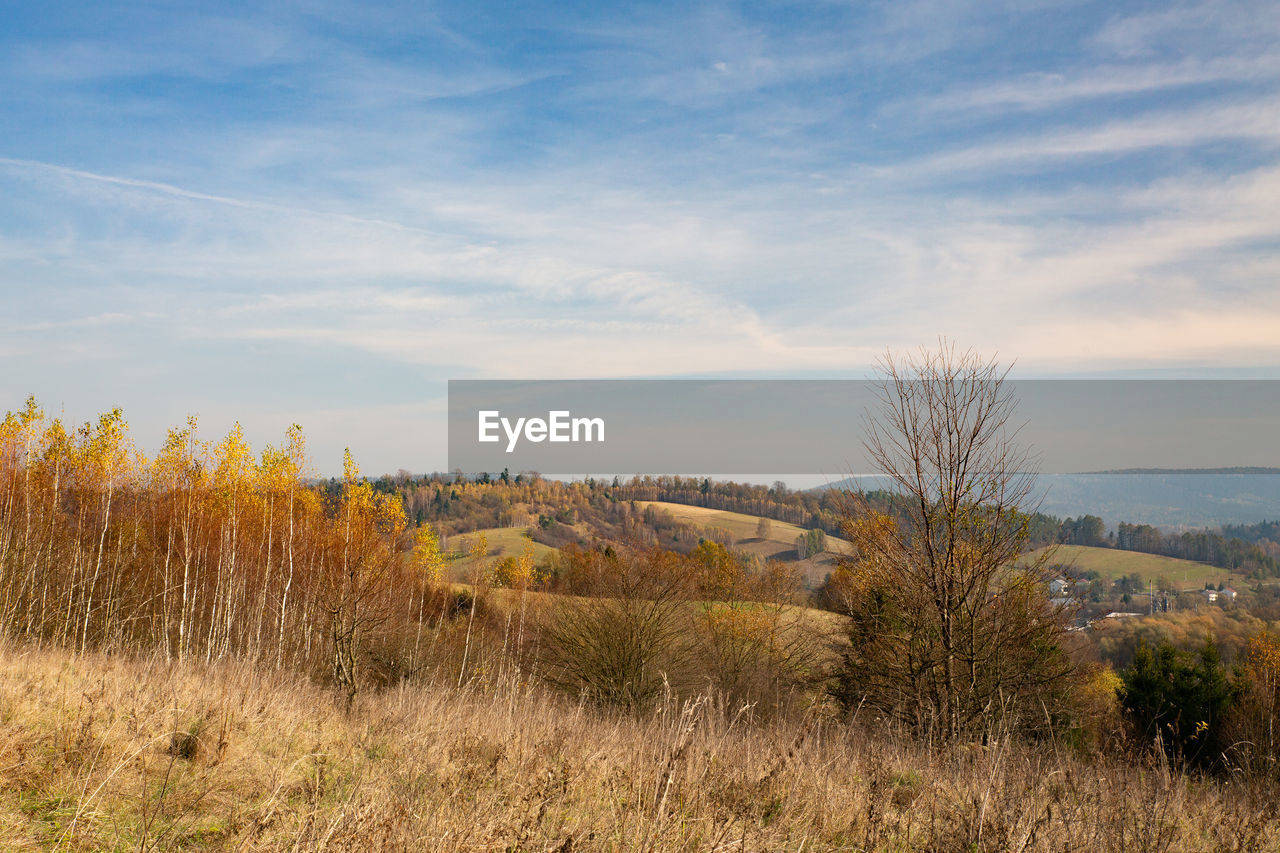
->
[[1246, 631, 1280, 676], [410, 525, 445, 583]]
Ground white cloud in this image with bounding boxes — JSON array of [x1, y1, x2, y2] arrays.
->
[[898, 97, 1280, 176], [904, 54, 1280, 117], [4, 0, 1280, 473]]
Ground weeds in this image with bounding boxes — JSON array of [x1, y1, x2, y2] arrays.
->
[[0, 640, 1277, 850]]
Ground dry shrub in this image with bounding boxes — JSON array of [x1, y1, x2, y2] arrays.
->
[[537, 542, 819, 716], [539, 545, 695, 709]]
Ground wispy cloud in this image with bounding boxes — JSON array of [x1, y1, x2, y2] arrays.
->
[[904, 54, 1280, 117], [897, 98, 1280, 176], [1, 0, 1279, 471]]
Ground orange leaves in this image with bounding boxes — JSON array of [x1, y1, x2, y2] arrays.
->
[[701, 604, 774, 644], [690, 539, 743, 601], [1247, 632, 1280, 670], [839, 510, 903, 590], [1245, 632, 1280, 686], [154, 417, 208, 493], [338, 447, 406, 539], [76, 407, 131, 489]]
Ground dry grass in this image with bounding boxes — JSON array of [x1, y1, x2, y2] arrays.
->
[[1, 640, 1278, 851], [444, 527, 560, 564], [634, 501, 852, 553]]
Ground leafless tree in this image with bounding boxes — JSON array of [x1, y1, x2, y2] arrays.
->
[[832, 342, 1074, 741]]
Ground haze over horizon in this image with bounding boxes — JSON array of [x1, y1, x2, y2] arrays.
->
[[3, 0, 1279, 474]]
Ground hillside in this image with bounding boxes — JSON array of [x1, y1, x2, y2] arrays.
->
[[429, 499, 850, 586], [1032, 544, 1247, 589], [441, 526, 558, 563], [3, 642, 1274, 851], [631, 501, 849, 584]]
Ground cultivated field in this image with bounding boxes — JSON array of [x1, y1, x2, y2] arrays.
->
[[634, 502, 847, 550]]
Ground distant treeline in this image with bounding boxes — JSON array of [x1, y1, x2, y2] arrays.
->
[[1054, 513, 1280, 577], [374, 471, 1280, 577], [366, 472, 1064, 549], [1112, 520, 1280, 577]]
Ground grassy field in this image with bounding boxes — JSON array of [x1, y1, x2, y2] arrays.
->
[[442, 526, 558, 563], [635, 501, 848, 551], [635, 501, 849, 585], [3, 641, 1277, 851], [1031, 544, 1246, 589]]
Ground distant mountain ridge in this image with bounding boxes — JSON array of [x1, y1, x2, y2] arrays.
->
[[1081, 467, 1280, 476], [811, 471, 1280, 528]]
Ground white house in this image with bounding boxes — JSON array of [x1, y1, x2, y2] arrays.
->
[[1201, 587, 1237, 604]]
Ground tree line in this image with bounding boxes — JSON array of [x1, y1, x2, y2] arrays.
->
[[0, 397, 442, 700], [1110, 521, 1280, 577]]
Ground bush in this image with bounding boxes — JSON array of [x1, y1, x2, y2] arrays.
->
[[1223, 632, 1280, 776], [1119, 638, 1235, 768], [539, 545, 695, 710]]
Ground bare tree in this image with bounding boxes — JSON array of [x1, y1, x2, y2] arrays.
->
[[832, 342, 1073, 741]]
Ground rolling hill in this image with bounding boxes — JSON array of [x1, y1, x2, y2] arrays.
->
[[1031, 544, 1247, 589], [634, 501, 849, 584], [442, 526, 558, 563], [435, 502, 850, 587]]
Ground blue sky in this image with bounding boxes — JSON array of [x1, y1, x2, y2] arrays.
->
[[2, 0, 1279, 473]]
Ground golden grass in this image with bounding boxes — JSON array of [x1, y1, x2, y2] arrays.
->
[[2, 640, 1278, 851], [443, 527, 559, 563], [634, 501, 851, 553]]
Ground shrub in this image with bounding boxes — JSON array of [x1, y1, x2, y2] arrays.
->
[[1119, 638, 1235, 768], [539, 545, 695, 710]]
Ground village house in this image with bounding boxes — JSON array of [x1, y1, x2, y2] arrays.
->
[[1200, 587, 1238, 604]]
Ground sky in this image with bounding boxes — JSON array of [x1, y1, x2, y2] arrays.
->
[[2, 0, 1279, 475]]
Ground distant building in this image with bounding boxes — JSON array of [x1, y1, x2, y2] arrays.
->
[[1049, 577, 1070, 596]]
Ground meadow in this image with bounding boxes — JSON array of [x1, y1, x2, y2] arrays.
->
[[3, 640, 1277, 852], [1032, 544, 1247, 589]]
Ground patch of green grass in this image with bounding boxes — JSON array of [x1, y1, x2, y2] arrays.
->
[[17, 789, 76, 836], [1029, 545, 1246, 589]]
